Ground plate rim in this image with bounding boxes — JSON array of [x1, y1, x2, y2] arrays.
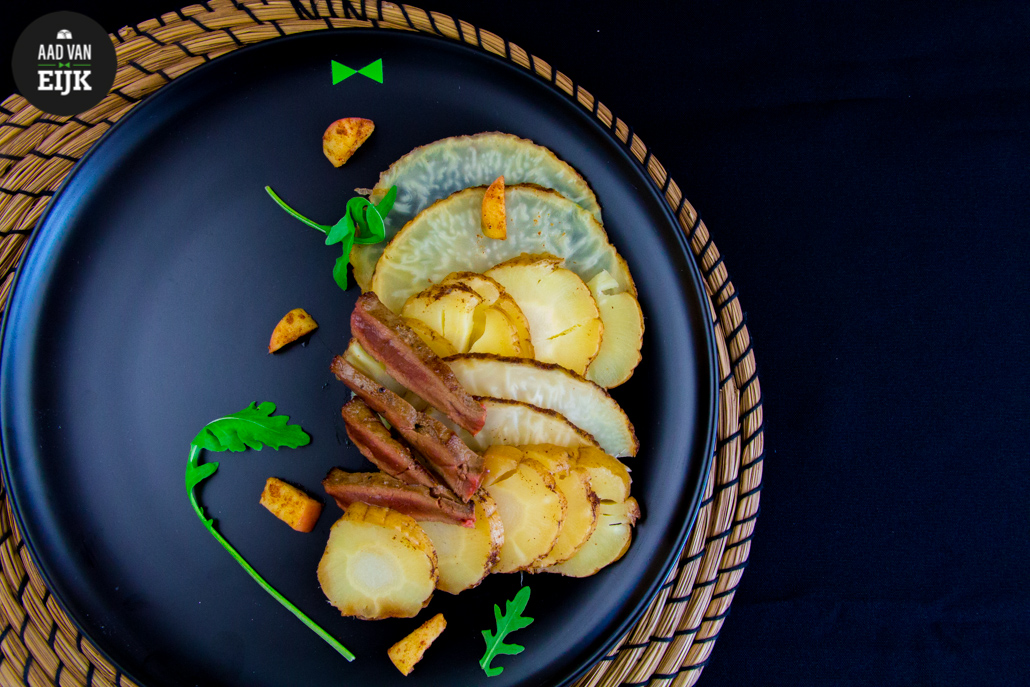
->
[[0, 27, 719, 687]]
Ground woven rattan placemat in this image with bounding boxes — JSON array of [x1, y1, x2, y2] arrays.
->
[[0, 2, 764, 686]]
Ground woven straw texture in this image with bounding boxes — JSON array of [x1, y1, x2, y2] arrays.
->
[[0, 2, 764, 686]]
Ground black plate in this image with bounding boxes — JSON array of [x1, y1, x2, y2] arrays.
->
[[0, 30, 716, 687]]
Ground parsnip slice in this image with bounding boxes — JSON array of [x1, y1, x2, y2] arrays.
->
[[317, 503, 437, 619], [483, 453, 566, 573], [585, 270, 645, 388], [485, 255, 602, 375], [444, 354, 638, 457], [419, 493, 504, 594], [544, 497, 640, 577]]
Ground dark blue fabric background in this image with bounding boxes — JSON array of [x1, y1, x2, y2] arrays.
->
[[4, 2, 1028, 685]]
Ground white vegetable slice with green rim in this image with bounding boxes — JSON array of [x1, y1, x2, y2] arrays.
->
[[353, 132, 603, 290], [426, 397, 601, 452], [370, 185, 635, 312], [444, 354, 639, 458]]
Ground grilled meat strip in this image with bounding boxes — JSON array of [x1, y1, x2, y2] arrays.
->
[[323, 469, 475, 527], [331, 356, 484, 501], [341, 398, 443, 491], [350, 292, 486, 434]]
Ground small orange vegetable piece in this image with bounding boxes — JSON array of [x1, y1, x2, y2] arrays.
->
[[323, 117, 375, 167], [388, 613, 447, 676], [481, 176, 506, 239], [259, 477, 323, 532], [268, 308, 318, 353]]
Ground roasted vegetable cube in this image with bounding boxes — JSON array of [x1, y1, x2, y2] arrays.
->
[[259, 477, 323, 532]]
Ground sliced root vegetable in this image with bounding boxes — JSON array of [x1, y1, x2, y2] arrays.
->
[[521, 446, 600, 568], [259, 477, 323, 533], [268, 308, 318, 353], [403, 317, 460, 358], [572, 446, 632, 502], [419, 493, 504, 594], [317, 502, 437, 619], [469, 306, 522, 357], [481, 175, 506, 239], [585, 270, 645, 388], [543, 497, 640, 577], [354, 132, 603, 290], [370, 185, 634, 312], [322, 117, 374, 167], [388, 613, 447, 676], [401, 283, 483, 353], [426, 397, 599, 452], [486, 255, 603, 375], [444, 354, 638, 457], [482, 449, 566, 573], [441, 272, 534, 357]]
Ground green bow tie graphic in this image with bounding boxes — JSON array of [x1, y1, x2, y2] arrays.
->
[[331, 59, 383, 85]]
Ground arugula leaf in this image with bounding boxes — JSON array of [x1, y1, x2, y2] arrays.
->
[[264, 185, 396, 291], [191, 401, 310, 452], [479, 586, 534, 677], [186, 403, 355, 662]]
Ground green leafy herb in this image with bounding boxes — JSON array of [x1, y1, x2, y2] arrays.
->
[[265, 185, 397, 290], [479, 586, 534, 677], [186, 402, 355, 662]]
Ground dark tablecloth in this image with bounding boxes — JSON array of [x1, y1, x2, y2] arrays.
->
[[3, 2, 1028, 685]]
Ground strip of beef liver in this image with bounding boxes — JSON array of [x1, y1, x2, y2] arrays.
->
[[323, 469, 475, 527], [341, 398, 443, 492], [331, 356, 484, 501], [350, 292, 486, 434]]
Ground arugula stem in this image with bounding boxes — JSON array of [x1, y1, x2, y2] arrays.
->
[[264, 186, 330, 235], [206, 525, 356, 661], [187, 441, 355, 662]]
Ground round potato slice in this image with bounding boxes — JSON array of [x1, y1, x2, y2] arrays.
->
[[486, 255, 603, 375], [522, 446, 600, 569], [353, 132, 603, 290], [585, 270, 645, 388], [444, 354, 638, 457], [370, 185, 634, 312], [543, 497, 640, 577], [426, 397, 600, 452]]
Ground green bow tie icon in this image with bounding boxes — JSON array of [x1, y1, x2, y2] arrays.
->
[[331, 59, 383, 85]]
